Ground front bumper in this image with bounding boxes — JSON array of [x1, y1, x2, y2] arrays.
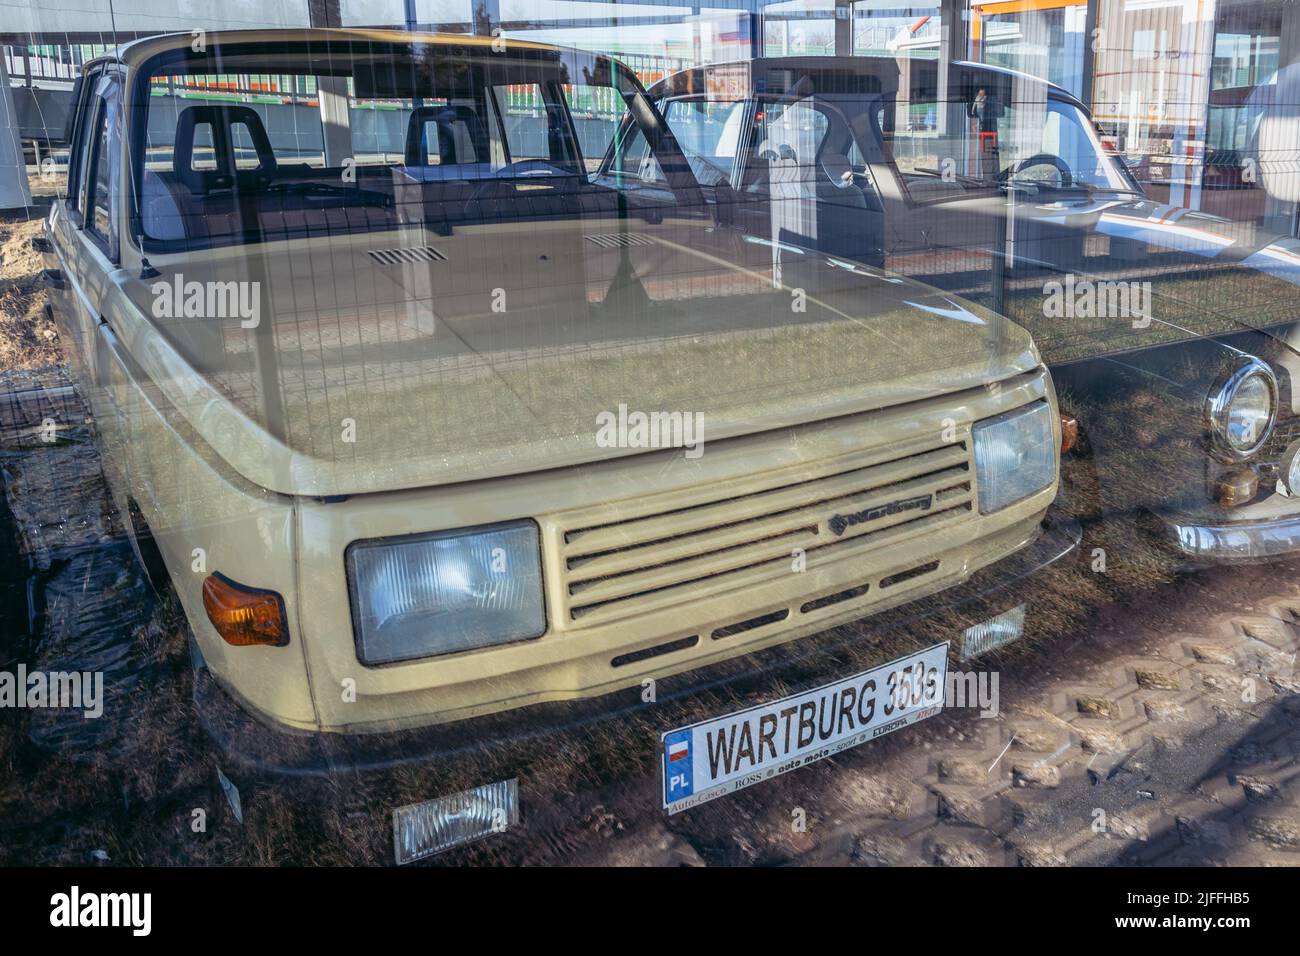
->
[[1155, 506, 1300, 561], [194, 511, 1081, 782]]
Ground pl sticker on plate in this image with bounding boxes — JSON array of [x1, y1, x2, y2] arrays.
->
[[661, 642, 948, 813]]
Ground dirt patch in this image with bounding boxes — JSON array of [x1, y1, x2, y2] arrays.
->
[[0, 217, 60, 372]]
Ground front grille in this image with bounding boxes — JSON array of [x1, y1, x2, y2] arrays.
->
[[1262, 415, 1300, 466], [555, 435, 977, 627]]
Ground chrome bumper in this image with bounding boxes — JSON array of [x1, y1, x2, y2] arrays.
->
[[1158, 510, 1300, 561]]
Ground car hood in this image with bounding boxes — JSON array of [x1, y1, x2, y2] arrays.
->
[[1018, 193, 1300, 355], [121, 220, 1040, 497], [1088, 199, 1292, 266]]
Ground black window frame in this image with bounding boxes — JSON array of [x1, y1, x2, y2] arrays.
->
[[64, 64, 105, 224], [82, 72, 123, 262]]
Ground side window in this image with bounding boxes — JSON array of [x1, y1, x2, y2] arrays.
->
[[741, 98, 830, 195], [66, 69, 103, 215], [607, 113, 663, 184], [876, 96, 986, 202], [83, 79, 121, 259], [489, 84, 574, 168], [89, 107, 113, 238], [662, 97, 747, 182], [189, 122, 216, 170]]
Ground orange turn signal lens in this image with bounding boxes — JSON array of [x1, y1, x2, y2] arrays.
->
[[1059, 414, 1079, 455], [1215, 469, 1258, 508], [202, 572, 289, 647]]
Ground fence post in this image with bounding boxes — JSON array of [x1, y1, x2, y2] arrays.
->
[[0, 50, 33, 211]]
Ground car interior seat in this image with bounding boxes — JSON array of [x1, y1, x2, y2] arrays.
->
[[173, 104, 278, 194], [404, 105, 489, 167]]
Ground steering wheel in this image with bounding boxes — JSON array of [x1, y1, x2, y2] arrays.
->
[[1000, 153, 1074, 187]]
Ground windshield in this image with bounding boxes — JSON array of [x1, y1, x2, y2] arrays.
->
[[882, 87, 1131, 193], [132, 41, 699, 251], [1008, 100, 1131, 191]]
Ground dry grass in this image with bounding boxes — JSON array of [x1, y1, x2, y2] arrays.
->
[[0, 218, 61, 372]]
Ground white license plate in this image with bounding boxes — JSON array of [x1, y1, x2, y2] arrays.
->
[[661, 642, 948, 813]]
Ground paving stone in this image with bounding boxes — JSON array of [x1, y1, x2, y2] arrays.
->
[[1270, 674, 1300, 695], [934, 788, 988, 826], [1007, 725, 1060, 752], [1188, 644, 1237, 666], [930, 840, 989, 867], [849, 833, 908, 866], [1144, 699, 1187, 722], [1175, 815, 1234, 847], [1135, 669, 1181, 691], [1077, 726, 1126, 754], [1077, 696, 1119, 719], [1012, 764, 1061, 789], [1014, 842, 1067, 866], [937, 759, 988, 786], [1247, 814, 1300, 848], [1234, 774, 1282, 802]]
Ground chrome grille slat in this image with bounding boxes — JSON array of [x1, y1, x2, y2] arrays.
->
[[555, 433, 983, 625], [566, 502, 974, 627], [564, 442, 970, 558], [565, 465, 971, 584], [566, 493, 973, 609]]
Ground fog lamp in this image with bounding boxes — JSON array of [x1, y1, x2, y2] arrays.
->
[[961, 605, 1026, 659], [392, 778, 519, 864]]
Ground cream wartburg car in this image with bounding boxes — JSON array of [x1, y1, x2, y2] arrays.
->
[[42, 30, 1073, 778]]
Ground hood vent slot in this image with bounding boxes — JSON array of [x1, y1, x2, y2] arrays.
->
[[367, 246, 447, 265], [585, 233, 655, 249]]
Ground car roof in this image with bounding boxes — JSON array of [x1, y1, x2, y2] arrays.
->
[[651, 55, 1086, 112], [83, 27, 584, 73]]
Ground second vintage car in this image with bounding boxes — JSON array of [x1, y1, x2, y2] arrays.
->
[[638, 55, 1300, 563]]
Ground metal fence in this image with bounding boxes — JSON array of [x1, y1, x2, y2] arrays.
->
[[3, 43, 110, 85]]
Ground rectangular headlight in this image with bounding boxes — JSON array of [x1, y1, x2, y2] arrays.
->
[[347, 520, 545, 665], [973, 400, 1056, 514]]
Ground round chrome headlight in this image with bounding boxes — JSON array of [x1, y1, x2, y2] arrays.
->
[[1207, 357, 1277, 458]]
